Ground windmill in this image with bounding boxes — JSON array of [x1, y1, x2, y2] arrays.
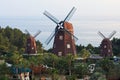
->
[[25, 30, 41, 55], [43, 7, 78, 56], [98, 31, 116, 57]]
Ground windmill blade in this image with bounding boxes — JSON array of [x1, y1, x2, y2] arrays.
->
[[108, 31, 116, 39], [45, 29, 59, 45], [43, 11, 60, 24], [98, 31, 106, 39], [57, 24, 78, 41], [25, 29, 30, 35], [63, 7, 76, 22], [63, 28, 78, 41], [34, 30, 41, 38]]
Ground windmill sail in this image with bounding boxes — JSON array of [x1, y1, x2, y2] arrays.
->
[[43, 11, 59, 24], [25, 29, 30, 36], [108, 31, 116, 39], [45, 29, 59, 45], [64, 7, 76, 22], [63, 28, 78, 41], [98, 31, 106, 39], [34, 30, 41, 38]]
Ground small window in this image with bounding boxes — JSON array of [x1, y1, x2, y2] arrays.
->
[[59, 35, 63, 40], [67, 44, 71, 49], [32, 47, 34, 50], [58, 52, 62, 56], [71, 36, 74, 39], [104, 45, 107, 48], [27, 43, 30, 46], [108, 49, 111, 52]]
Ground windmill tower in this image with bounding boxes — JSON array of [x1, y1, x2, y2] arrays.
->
[[25, 30, 41, 55], [43, 7, 78, 56], [98, 31, 116, 57]]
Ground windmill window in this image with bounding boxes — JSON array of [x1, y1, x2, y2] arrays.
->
[[59, 35, 63, 40], [104, 45, 107, 48], [58, 52, 62, 56], [67, 44, 71, 49], [108, 49, 111, 52], [71, 36, 74, 39], [32, 47, 34, 50], [27, 44, 30, 46]]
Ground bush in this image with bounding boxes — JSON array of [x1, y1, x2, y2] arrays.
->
[[89, 72, 106, 80], [66, 75, 76, 80], [0, 75, 9, 80]]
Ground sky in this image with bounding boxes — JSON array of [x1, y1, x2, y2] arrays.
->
[[1, 0, 120, 17], [0, 0, 120, 49]]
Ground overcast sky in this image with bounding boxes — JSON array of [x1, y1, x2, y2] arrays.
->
[[1, 0, 120, 17]]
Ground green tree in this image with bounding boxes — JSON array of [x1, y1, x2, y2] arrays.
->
[[66, 54, 74, 76], [36, 40, 43, 53], [98, 58, 114, 79], [43, 53, 59, 68], [56, 56, 68, 74], [76, 44, 85, 53], [0, 63, 10, 80], [80, 49, 91, 59], [112, 38, 120, 56], [86, 44, 94, 53], [74, 63, 88, 78]]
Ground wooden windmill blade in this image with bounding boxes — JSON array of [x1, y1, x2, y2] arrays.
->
[[25, 29, 31, 36], [45, 29, 59, 45], [34, 30, 41, 38], [63, 7, 76, 22], [108, 31, 116, 39], [98, 31, 106, 39], [63, 28, 78, 41], [57, 24, 78, 41], [43, 11, 60, 24]]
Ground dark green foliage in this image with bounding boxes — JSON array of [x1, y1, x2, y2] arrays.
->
[[0, 26, 26, 53], [66, 75, 76, 80], [76, 44, 85, 53], [36, 40, 42, 53], [98, 58, 114, 73], [74, 63, 88, 78], [76, 44, 100, 55], [0, 63, 10, 80], [112, 38, 120, 56], [90, 72, 106, 80], [0, 75, 9, 80]]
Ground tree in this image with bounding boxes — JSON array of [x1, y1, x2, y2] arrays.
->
[[112, 38, 120, 56], [42, 53, 59, 68], [80, 49, 91, 59], [74, 63, 88, 78], [86, 44, 94, 53], [66, 54, 74, 76], [98, 58, 114, 79], [56, 56, 67, 74], [0, 63, 10, 80], [76, 44, 85, 53], [36, 40, 43, 53]]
